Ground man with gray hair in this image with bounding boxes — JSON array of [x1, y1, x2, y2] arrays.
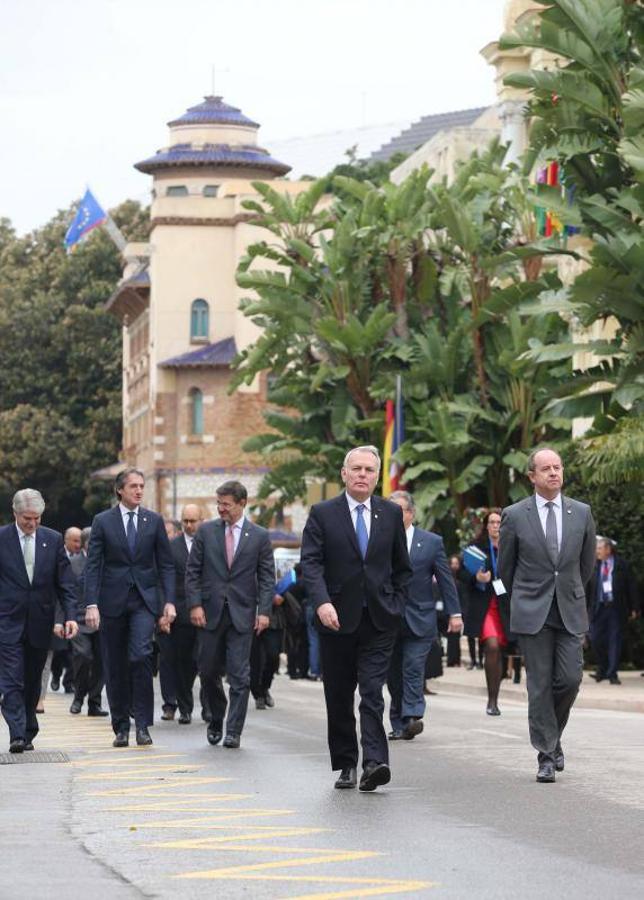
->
[[301, 445, 411, 792], [0, 489, 78, 752], [498, 447, 596, 783]]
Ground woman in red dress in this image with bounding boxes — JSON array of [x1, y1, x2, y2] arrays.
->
[[466, 509, 511, 716]]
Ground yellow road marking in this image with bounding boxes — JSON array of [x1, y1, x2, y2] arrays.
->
[[87, 777, 230, 796], [106, 795, 253, 811], [76, 766, 201, 778], [146, 828, 329, 848], [176, 851, 380, 877], [132, 810, 294, 827], [287, 880, 435, 899], [73, 754, 186, 766]]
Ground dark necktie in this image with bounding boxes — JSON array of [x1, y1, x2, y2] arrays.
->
[[126, 511, 137, 555], [544, 501, 558, 564], [355, 504, 368, 559]]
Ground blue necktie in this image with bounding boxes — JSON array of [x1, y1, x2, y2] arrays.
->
[[355, 504, 368, 559], [126, 511, 137, 555]]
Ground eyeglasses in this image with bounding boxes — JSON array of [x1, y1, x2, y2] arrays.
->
[[182, 519, 199, 524]]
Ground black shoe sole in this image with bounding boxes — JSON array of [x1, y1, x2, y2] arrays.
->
[[359, 764, 391, 792], [334, 780, 357, 789], [402, 720, 424, 740]]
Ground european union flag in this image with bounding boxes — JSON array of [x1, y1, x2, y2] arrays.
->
[[64, 188, 107, 251]]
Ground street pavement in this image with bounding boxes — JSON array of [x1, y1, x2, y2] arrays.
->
[[1, 667, 643, 900]]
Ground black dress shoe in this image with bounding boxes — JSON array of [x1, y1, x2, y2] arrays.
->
[[486, 705, 501, 716], [536, 760, 556, 783], [161, 706, 176, 721], [255, 697, 266, 710], [9, 738, 26, 753], [112, 731, 129, 748], [207, 722, 223, 745], [24, 741, 34, 751], [402, 718, 424, 740], [88, 707, 109, 717], [359, 762, 391, 792], [70, 699, 83, 715], [388, 730, 404, 741], [136, 727, 153, 746], [554, 747, 565, 772], [609, 675, 622, 685], [50, 678, 60, 692], [178, 713, 191, 725], [223, 733, 240, 749], [264, 691, 275, 708], [334, 767, 357, 789]]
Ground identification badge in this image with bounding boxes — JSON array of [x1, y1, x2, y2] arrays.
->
[[602, 580, 612, 594], [436, 600, 444, 611], [492, 578, 507, 595]]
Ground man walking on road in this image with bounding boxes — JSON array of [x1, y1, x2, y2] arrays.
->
[[84, 468, 176, 748], [387, 490, 461, 741], [301, 446, 411, 792], [185, 481, 275, 749], [498, 448, 596, 783], [0, 489, 78, 752]]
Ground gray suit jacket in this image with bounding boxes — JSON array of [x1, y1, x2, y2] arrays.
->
[[498, 494, 596, 636], [185, 518, 275, 633]]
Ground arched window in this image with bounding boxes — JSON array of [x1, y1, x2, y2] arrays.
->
[[190, 298, 209, 341], [189, 388, 204, 436]]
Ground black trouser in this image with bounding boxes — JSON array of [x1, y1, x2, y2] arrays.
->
[[319, 609, 396, 771], [250, 629, 283, 699], [51, 647, 73, 690], [157, 623, 198, 716], [71, 631, 104, 709], [0, 640, 48, 743], [446, 632, 461, 666]]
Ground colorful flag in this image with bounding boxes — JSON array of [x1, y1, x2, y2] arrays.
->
[[64, 188, 107, 251], [382, 375, 405, 497]]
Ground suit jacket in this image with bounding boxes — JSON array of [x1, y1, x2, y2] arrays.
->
[[69, 550, 91, 631], [405, 526, 460, 639], [0, 524, 77, 649], [184, 518, 275, 633], [83, 505, 175, 617], [586, 554, 639, 627], [300, 492, 412, 634], [170, 534, 192, 625], [498, 494, 596, 636]]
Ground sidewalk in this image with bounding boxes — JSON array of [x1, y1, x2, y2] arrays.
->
[[432, 665, 644, 714]]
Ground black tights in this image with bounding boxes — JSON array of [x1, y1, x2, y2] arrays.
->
[[468, 636, 483, 666], [483, 638, 502, 708]]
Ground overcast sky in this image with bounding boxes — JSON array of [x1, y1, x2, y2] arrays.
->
[[1, 0, 508, 235]]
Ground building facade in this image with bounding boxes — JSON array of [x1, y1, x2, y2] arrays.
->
[[108, 95, 309, 527]]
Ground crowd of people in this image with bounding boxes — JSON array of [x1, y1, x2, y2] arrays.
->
[[0, 447, 640, 790]]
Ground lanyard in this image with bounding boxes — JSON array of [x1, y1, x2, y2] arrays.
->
[[488, 538, 498, 580]]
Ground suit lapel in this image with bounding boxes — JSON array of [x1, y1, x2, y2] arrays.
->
[[231, 520, 253, 568], [525, 497, 551, 561], [409, 526, 422, 562], [9, 525, 31, 587], [111, 505, 130, 556], [558, 495, 574, 565], [33, 527, 50, 580], [134, 507, 150, 555]]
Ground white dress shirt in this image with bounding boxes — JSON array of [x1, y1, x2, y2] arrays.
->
[[345, 492, 372, 538], [184, 534, 194, 554], [535, 492, 562, 551], [405, 523, 414, 555], [119, 503, 140, 535]]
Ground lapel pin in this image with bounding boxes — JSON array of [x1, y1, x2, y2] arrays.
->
[[417, 542, 422, 547], [244, 531, 249, 537], [143, 517, 147, 523], [567, 509, 572, 514], [42, 543, 47, 548], [374, 514, 378, 519]]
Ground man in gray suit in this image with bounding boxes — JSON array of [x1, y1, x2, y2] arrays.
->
[[498, 448, 596, 783], [186, 480, 275, 748]]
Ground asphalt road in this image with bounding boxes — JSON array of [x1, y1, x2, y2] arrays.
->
[[1, 676, 643, 899]]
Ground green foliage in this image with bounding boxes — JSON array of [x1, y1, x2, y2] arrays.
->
[[0, 199, 148, 529]]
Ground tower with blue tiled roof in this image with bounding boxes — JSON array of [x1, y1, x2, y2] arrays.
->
[[107, 95, 308, 533]]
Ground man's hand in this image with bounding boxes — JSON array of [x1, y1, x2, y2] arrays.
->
[[317, 601, 340, 631], [64, 621, 79, 640], [85, 606, 100, 631], [272, 593, 284, 607], [255, 614, 270, 634], [447, 615, 463, 634], [53, 624, 64, 638], [157, 615, 171, 634], [163, 603, 177, 625], [190, 605, 207, 628], [476, 569, 492, 583]]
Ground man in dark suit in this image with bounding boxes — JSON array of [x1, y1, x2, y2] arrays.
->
[[498, 448, 596, 783], [84, 467, 176, 748], [386, 490, 461, 740], [301, 446, 412, 792], [185, 480, 275, 749], [0, 489, 78, 752], [69, 526, 108, 716], [587, 538, 639, 685], [158, 504, 204, 724]]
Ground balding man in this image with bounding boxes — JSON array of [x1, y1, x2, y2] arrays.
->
[[64, 527, 82, 558], [301, 446, 411, 792], [0, 489, 78, 752], [498, 448, 596, 783], [158, 505, 204, 724]]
